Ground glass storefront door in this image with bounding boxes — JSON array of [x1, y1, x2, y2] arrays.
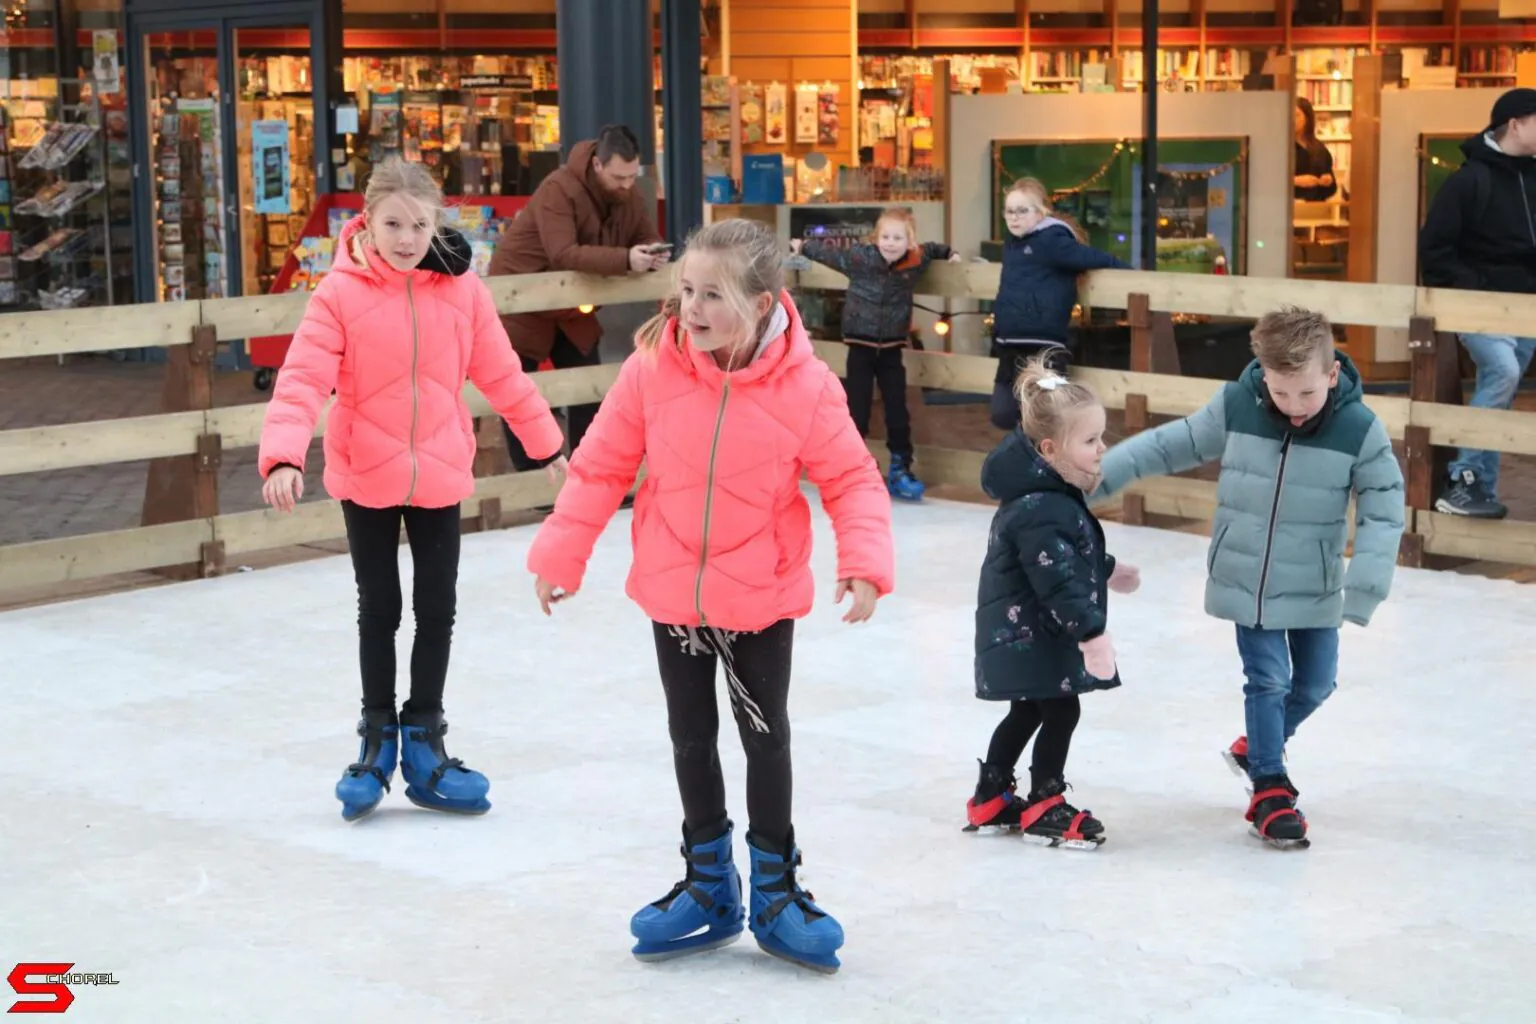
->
[[232, 26, 314, 298], [142, 28, 223, 303], [127, 4, 333, 308]]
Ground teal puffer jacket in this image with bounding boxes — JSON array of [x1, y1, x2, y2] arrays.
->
[[1092, 353, 1404, 629]]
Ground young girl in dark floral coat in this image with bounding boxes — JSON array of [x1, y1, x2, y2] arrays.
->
[[963, 357, 1140, 849]]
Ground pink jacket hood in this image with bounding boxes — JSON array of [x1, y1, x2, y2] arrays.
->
[[258, 215, 563, 509], [527, 292, 895, 632]]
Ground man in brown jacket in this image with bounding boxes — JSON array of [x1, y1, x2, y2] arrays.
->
[[488, 123, 666, 469]]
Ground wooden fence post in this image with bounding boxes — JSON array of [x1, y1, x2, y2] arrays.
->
[[141, 323, 222, 579], [1404, 316, 1463, 568], [1127, 293, 1182, 375], [1121, 393, 1149, 526]]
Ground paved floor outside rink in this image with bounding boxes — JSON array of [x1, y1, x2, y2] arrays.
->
[[3, 497, 1532, 1022]]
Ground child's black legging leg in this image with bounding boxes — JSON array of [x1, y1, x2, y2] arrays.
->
[[874, 346, 913, 458], [342, 501, 405, 714], [652, 620, 796, 845], [983, 696, 1083, 795], [842, 345, 879, 437], [985, 700, 1043, 768], [400, 503, 461, 719], [1028, 696, 1082, 796]]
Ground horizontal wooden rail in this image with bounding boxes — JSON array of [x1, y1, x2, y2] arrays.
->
[[8, 347, 1533, 484], [0, 362, 624, 478], [10, 261, 1536, 361]]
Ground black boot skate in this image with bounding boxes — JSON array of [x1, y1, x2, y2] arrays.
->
[[1016, 778, 1105, 850], [963, 761, 1025, 833], [1246, 773, 1309, 850]]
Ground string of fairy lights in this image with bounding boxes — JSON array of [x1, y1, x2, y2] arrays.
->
[[992, 140, 1248, 196]]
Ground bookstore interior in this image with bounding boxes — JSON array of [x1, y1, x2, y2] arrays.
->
[[1, 0, 1534, 369]]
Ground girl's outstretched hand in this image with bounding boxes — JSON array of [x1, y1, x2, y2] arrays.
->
[[1109, 562, 1140, 594], [836, 578, 879, 624], [1079, 633, 1117, 680], [535, 577, 576, 616], [545, 455, 570, 484], [262, 466, 304, 513]]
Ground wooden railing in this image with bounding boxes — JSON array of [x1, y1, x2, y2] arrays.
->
[[2, 262, 1535, 595]]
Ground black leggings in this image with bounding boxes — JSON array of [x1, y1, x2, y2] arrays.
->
[[341, 500, 461, 719], [843, 343, 912, 458], [652, 619, 794, 845], [985, 696, 1082, 796]]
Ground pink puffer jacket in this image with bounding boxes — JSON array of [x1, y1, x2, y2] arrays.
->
[[258, 216, 563, 509], [527, 292, 895, 632]]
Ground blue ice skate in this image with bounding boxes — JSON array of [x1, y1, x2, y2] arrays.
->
[[397, 712, 491, 815], [630, 818, 744, 962], [886, 453, 926, 502], [335, 709, 399, 822], [746, 828, 844, 974]]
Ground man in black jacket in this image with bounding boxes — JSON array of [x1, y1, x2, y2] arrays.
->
[[1418, 88, 1536, 519]]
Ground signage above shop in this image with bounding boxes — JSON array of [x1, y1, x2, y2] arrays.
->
[[459, 75, 534, 91]]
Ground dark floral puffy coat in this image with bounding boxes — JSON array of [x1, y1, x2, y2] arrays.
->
[[974, 429, 1121, 701]]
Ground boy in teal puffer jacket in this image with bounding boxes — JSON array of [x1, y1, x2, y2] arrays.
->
[[1091, 306, 1404, 849]]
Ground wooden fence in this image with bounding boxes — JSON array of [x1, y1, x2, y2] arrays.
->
[[2, 261, 1536, 595]]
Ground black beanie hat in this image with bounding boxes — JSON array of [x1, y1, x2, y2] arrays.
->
[[1488, 88, 1536, 134]]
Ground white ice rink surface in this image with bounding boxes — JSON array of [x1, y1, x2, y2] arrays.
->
[[4, 496, 1534, 1023]]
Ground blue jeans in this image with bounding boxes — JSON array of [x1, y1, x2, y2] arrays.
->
[[1448, 333, 1536, 496], [1234, 625, 1339, 780]]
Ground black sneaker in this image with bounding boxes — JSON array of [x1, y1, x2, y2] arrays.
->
[[1435, 469, 1508, 519]]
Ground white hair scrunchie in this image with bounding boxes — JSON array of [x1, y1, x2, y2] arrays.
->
[[1037, 374, 1064, 391]]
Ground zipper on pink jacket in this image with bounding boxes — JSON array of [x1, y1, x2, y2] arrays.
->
[[694, 379, 730, 625], [404, 276, 421, 504]]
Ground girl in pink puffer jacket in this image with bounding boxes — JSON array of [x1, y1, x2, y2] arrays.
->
[[527, 218, 895, 974], [258, 159, 565, 823]]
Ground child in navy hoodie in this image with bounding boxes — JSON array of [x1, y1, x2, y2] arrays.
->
[[989, 177, 1128, 430]]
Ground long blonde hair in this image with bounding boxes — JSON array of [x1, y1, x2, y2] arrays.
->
[[356, 158, 448, 259], [635, 218, 786, 353]]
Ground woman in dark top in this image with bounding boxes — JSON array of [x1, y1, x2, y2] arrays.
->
[[1294, 97, 1338, 201]]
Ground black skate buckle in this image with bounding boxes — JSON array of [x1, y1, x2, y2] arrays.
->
[[344, 762, 391, 791]]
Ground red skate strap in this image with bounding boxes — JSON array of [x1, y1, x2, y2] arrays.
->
[[1063, 811, 1089, 841], [1017, 793, 1064, 830], [967, 793, 1009, 828], [1248, 787, 1304, 838]]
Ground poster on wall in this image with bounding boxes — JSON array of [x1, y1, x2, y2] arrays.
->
[[794, 85, 818, 144], [91, 30, 120, 95], [816, 84, 839, 147], [764, 83, 787, 145], [251, 120, 291, 215], [740, 82, 764, 144]]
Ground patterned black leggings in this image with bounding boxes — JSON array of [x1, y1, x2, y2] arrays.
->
[[652, 619, 794, 846]]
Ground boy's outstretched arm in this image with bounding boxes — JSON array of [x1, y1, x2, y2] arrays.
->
[[1091, 388, 1229, 502], [1343, 418, 1405, 626]]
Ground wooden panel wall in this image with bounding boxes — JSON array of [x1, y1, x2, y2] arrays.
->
[[725, 0, 859, 166]]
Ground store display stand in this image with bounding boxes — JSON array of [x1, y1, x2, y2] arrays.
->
[[3, 79, 116, 341]]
